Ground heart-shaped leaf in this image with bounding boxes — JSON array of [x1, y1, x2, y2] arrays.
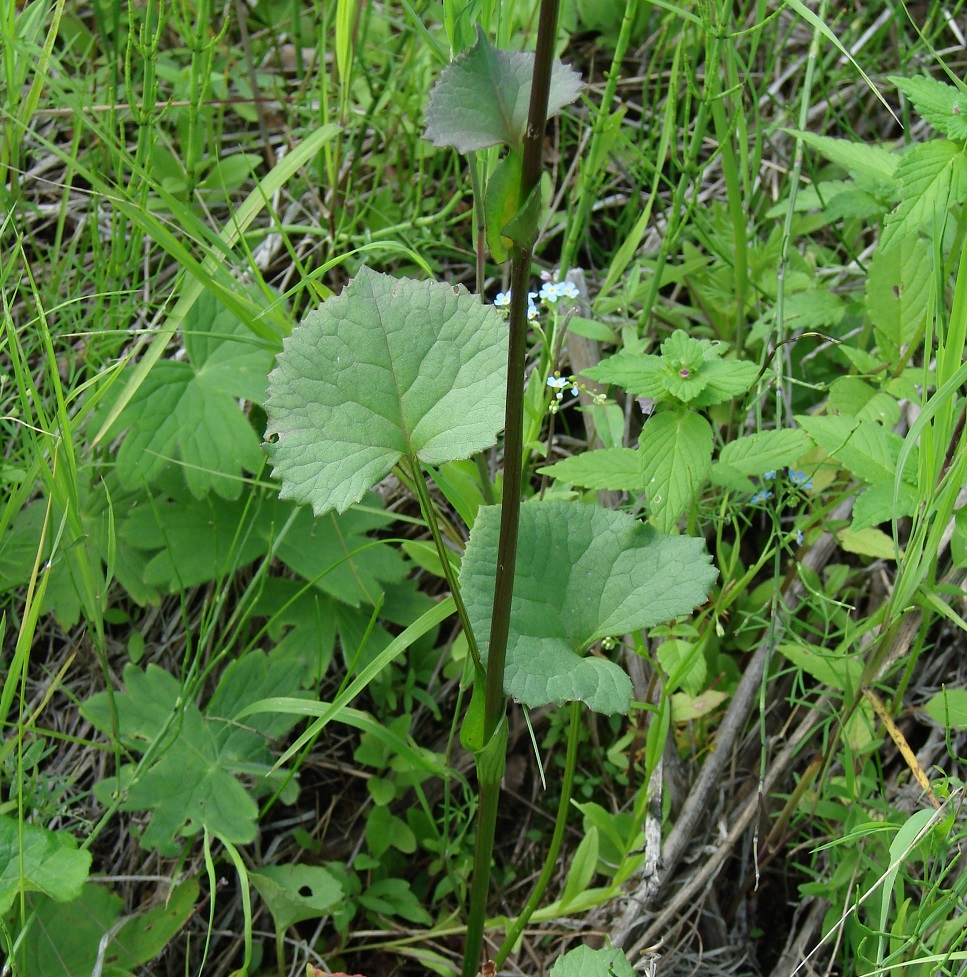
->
[[424, 26, 583, 152], [265, 268, 508, 515], [459, 500, 717, 714]]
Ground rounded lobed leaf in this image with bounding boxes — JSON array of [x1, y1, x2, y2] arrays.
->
[[459, 499, 717, 714], [264, 268, 508, 515]]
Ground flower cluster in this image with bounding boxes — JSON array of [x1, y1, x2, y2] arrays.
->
[[753, 467, 814, 501], [492, 278, 579, 319]]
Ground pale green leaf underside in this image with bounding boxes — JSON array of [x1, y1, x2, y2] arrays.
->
[[424, 27, 583, 152], [459, 500, 717, 714], [265, 268, 508, 515]]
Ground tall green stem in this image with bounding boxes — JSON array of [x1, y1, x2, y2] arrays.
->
[[462, 4, 560, 975], [494, 700, 581, 967]]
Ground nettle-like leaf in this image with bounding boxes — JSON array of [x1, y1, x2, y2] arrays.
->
[[866, 235, 932, 354], [265, 268, 508, 516], [881, 141, 967, 250], [711, 428, 810, 493], [538, 447, 642, 491], [891, 75, 967, 142], [796, 130, 899, 185], [638, 412, 712, 532], [459, 500, 716, 715], [103, 289, 274, 499], [0, 816, 91, 915], [585, 329, 758, 409], [119, 482, 406, 606], [424, 26, 583, 152], [82, 652, 304, 855]]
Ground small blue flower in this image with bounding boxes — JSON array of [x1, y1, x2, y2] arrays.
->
[[796, 527, 804, 546], [570, 384, 580, 396], [539, 282, 559, 302], [558, 281, 579, 299], [763, 470, 777, 481], [527, 303, 539, 320], [494, 291, 511, 308], [546, 375, 569, 390], [788, 469, 813, 490], [751, 489, 773, 504]]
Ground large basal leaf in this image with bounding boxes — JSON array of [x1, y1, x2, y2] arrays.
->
[[82, 653, 304, 855], [103, 289, 274, 500], [424, 26, 583, 152], [459, 500, 716, 714], [265, 267, 508, 515], [119, 483, 406, 606]]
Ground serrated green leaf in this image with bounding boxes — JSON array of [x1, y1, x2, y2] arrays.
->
[[828, 378, 901, 427], [251, 864, 342, 931], [881, 141, 967, 250], [585, 331, 757, 408], [796, 413, 917, 488], [104, 292, 273, 500], [538, 447, 642, 491], [459, 500, 716, 714], [0, 816, 91, 915], [265, 268, 508, 515], [891, 75, 967, 141], [795, 130, 899, 184], [866, 235, 932, 353], [718, 429, 810, 476], [550, 945, 636, 977], [851, 481, 917, 531], [689, 357, 759, 407], [639, 412, 712, 531], [82, 653, 303, 856], [583, 350, 665, 397], [424, 27, 583, 152], [782, 287, 846, 330]]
